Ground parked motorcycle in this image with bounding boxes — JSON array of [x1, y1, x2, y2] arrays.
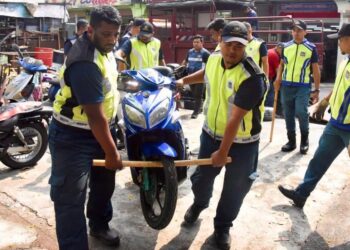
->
[[3, 44, 47, 102], [121, 67, 188, 230], [0, 55, 52, 169], [0, 102, 52, 169]]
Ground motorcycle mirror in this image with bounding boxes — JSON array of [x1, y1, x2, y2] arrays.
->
[[11, 44, 23, 59], [115, 56, 130, 68], [9, 31, 16, 39]]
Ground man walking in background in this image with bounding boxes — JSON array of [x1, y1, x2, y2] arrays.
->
[[274, 20, 321, 154], [278, 23, 350, 208], [64, 19, 88, 56], [115, 21, 165, 71], [182, 35, 210, 118]]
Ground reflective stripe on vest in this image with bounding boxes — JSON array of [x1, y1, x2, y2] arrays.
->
[[129, 37, 161, 70], [329, 58, 350, 130], [282, 39, 315, 86], [245, 38, 262, 67], [203, 53, 264, 143], [53, 49, 119, 130]]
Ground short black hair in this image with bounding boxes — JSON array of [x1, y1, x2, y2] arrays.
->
[[90, 6, 122, 28], [193, 34, 203, 42], [206, 18, 226, 32], [77, 19, 88, 30]]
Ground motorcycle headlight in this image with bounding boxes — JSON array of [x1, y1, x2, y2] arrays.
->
[[125, 104, 146, 128], [149, 98, 170, 128]]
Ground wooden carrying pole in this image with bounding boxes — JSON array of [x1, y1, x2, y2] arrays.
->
[[269, 89, 279, 142], [93, 157, 232, 168]]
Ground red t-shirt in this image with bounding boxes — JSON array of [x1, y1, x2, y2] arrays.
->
[[268, 48, 280, 81]]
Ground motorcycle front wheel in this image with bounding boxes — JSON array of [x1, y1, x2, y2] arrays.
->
[[1, 122, 48, 169], [140, 157, 178, 230]]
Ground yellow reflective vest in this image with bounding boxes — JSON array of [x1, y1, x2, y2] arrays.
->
[[129, 37, 161, 70], [329, 58, 350, 130], [203, 52, 266, 143], [53, 35, 119, 130], [281, 39, 317, 87], [245, 37, 264, 67]]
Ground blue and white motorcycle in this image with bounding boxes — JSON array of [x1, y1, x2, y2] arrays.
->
[[121, 67, 188, 230], [3, 44, 47, 102]]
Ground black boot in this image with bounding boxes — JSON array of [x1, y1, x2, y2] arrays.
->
[[300, 133, 309, 154], [184, 204, 204, 224], [281, 131, 296, 152], [90, 226, 120, 246], [278, 185, 306, 208], [214, 230, 231, 250]]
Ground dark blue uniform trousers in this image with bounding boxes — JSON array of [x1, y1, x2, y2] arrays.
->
[[191, 130, 259, 232], [48, 120, 116, 250]]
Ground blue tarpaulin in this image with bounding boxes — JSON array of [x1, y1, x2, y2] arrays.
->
[[0, 3, 31, 18]]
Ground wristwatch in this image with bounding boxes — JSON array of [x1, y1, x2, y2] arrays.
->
[[311, 89, 320, 93]]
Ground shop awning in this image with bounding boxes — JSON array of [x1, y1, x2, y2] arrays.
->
[[0, 3, 31, 18], [27, 4, 69, 20]]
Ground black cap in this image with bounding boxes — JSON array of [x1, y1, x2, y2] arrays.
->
[[139, 22, 154, 37], [292, 20, 307, 30], [328, 23, 350, 39], [206, 18, 226, 31], [133, 18, 145, 27], [221, 21, 248, 45], [77, 19, 88, 27]]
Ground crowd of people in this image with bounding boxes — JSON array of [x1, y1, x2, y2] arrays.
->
[[51, 5, 349, 250]]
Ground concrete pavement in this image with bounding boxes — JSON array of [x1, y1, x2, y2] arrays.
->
[[0, 97, 349, 249]]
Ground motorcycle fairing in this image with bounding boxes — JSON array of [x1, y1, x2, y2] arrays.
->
[[0, 102, 42, 122], [123, 88, 176, 130], [20, 57, 47, 73], [122, 68, 172, 91], [3, 72, 33, 99], [141, 142, 177, 158]]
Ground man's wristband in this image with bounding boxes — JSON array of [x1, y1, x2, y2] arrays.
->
[[311, 89, 320, 93]]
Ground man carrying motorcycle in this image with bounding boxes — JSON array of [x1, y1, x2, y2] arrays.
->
[[177, 21, 266, 250], [49, 6, 123, 249]]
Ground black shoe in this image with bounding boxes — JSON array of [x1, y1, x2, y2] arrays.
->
[[281, 142, 296, 152], [281, 131, 296, 152], [214, 230, 231, 250], [278, 185, 306, 208], [300, 133, 309, 154], [191, 112, 199, 119], [184, 204, 204, 224], [90, 227, 120, 246]]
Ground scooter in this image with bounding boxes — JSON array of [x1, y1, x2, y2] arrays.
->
[[0, 57, 52, 169], [0, 102, 52, 169], [121, 67, 188, 230], [3, 44, 47, 102]]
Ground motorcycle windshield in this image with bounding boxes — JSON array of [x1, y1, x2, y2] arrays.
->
[[3, 72, 33, 99], [122, 68, 172, 92]]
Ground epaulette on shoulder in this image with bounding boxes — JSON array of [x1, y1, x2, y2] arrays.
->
[[242, 56, 264, 75]]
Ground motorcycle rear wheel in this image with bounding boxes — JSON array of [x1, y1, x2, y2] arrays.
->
[[140, 157, 178, 230], [1, 122, 48, 169]]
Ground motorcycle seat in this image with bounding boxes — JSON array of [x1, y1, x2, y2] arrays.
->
[[0, 115, 18, 132]]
